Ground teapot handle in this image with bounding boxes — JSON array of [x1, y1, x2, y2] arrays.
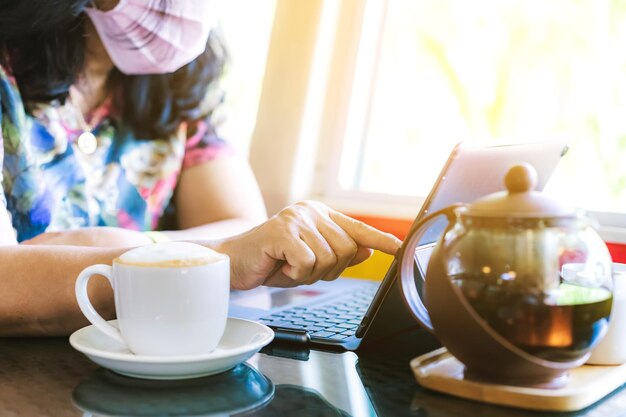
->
[[398, 205, 462, 332]]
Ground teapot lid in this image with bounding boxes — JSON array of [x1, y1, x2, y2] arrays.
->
[[466, 163, 575, 218]]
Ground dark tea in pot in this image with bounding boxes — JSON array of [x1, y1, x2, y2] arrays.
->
[[398, 164, 615, 386], [452, 273, 612, 363]]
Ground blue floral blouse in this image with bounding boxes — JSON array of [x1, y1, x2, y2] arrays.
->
[[0, 65, 230, 242]]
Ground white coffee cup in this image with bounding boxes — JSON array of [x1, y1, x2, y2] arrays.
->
[[76, 242, 230, 356]]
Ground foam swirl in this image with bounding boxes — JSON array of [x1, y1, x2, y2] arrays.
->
[[116, 242, 226, 267]]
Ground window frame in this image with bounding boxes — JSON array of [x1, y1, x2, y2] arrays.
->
[[250, 0, 626, 243]]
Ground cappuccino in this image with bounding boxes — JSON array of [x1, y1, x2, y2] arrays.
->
[[116, 242, 225, 268], [76, 241, 230, 356]]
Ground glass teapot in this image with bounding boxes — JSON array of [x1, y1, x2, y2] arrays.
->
[[398, 163, 613, 387]]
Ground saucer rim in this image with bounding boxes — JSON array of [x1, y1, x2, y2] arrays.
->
[[69, 317, 274, 364]]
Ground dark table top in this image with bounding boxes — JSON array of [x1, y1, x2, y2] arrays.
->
[[3, 330, 626, 417]]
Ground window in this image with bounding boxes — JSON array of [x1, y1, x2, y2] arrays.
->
[[319, 0, 626, 222], [214, 0, 277, 154]]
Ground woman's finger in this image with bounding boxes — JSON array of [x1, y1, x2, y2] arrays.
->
[[316, 219, 359, 281], [279, 237, 317, 283], [329, 211, 402, 255], [297, 227, 337, 284], [349, 246, 374, 266]]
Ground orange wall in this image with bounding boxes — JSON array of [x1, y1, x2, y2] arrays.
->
[[351, 215, 413, 241], [344, 215, 626, 280]]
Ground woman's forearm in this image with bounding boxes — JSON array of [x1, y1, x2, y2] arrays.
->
[[0, 202, 402, 336], [0, 245, 128, 336]]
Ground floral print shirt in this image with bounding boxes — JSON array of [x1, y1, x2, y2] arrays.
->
[[0, 65, 230, 242]]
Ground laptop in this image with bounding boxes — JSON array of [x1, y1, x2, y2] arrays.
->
[[229, 140, 569, 350]]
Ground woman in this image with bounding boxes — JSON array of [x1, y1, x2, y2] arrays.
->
[[0, 0, 400, 335]]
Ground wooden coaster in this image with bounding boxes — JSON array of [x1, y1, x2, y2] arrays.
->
[[411, 348, 626, 412]]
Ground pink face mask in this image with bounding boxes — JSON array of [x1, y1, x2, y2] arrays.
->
[[85, 0, 216, 75]]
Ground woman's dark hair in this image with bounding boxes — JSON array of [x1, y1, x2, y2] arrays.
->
[[0, 0, 226, 139]]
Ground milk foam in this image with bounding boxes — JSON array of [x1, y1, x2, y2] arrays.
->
[[117, 242, 226, 267]]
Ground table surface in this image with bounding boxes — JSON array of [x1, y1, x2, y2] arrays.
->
[[3, 330, 626, 417]]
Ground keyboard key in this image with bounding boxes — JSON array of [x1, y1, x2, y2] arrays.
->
[[269, 321, 301, 330], [323, 326, 346, 333], [302, 317, 319, 323], [311, 331, 336, 339], [261, 288, 377, 334]]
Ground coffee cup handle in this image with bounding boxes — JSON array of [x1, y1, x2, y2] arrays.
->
[[75, 264, 125, 345], [398, 205, 462, 332]]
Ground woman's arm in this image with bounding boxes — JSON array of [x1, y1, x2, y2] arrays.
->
[[23, 154, 265, 245], [164, 153, 268, 240], [213, 201, 403, 289], [2, 201, 400, 336], [25, 154, 264, 246], [0, 244, 125, 336]]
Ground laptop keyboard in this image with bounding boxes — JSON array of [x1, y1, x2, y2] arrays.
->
[[259, 285, 378, 341]]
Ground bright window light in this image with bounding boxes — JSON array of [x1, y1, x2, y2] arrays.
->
[[339, 0, 626, 214], [215, 0, 277, 154]]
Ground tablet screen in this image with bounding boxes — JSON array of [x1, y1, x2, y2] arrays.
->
[[415, 140, 568, 245]]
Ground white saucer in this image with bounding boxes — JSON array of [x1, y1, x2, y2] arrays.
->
[[69, 318, 274, 380]]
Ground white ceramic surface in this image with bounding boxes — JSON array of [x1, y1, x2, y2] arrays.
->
[[588, 263, 626, 365], [75, 242, 230, 356], [69, 318, 274, 380]]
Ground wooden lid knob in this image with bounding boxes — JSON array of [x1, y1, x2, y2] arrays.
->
[[504, 163, 538, 193]]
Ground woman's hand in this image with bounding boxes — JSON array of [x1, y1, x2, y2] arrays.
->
[[215, 201, 402, 290], [22, 227, 153, 248]]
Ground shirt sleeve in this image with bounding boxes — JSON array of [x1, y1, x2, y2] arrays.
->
[[0, 66, 17, 244], [0, 134, 5, 212], [182, 117, 233, 169], [0, 65, 9, 208]]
